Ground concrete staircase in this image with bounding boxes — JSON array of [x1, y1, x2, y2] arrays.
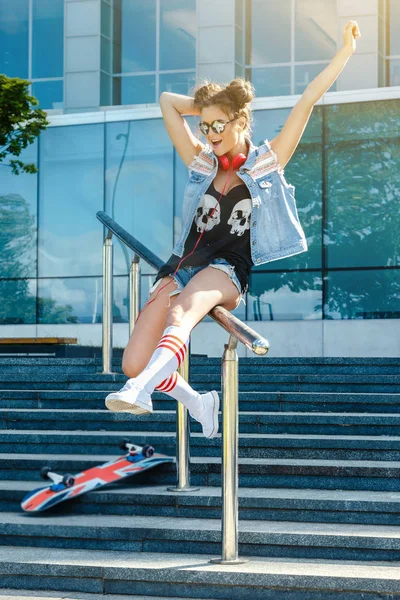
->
[[1, 355, 400, 598]]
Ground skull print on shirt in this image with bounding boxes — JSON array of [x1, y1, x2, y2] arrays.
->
[[227, 198, 252, 236], [194, 194, 221, 232]]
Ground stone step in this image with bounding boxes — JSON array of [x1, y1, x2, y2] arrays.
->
[[1, 390, 399, 413], [2, 429, 400, 461], [2, 511, 400, 560], [1, 546, 400, 599], [2, 373, 400, 394], [2, 409, 400, 436], [3, 453, 400, 492], [0, 356, 399, 373], [5, 481, 400, 525], [0, 592, 201, 600]]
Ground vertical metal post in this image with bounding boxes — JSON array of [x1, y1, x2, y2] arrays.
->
[[129, 256, 140, 335], [167, 340, 200, 492], [102, 234, 114, 374], [211, 334, 247, 564]]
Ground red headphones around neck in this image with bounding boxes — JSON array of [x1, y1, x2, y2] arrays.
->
[[218, 152, 247, 171]]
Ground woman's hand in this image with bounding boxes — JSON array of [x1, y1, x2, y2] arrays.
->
[[342, 20, 361, 53]]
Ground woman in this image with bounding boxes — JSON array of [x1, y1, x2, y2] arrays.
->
[[105, 21, 361, 438]]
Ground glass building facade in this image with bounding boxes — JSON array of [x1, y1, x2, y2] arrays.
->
[[0, 0, 399, 110], [1, 97, 399, 325]]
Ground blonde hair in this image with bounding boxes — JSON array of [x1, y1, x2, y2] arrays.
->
[[190, 76, 255, 137]]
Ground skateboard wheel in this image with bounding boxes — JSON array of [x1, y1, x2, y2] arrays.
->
[[62, 474, 75, 487], [40, 466, 52, 480], [119, 438, 131, 450], [142, 445, 155, 458]]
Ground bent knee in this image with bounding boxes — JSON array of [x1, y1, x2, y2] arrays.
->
[[122, 354, 147, 378]]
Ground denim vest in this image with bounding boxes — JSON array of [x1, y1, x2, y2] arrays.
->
[[172, 136, 308, 266]]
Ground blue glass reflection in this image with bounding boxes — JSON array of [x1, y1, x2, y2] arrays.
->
[[159, 72, 196, 96], [114, 75, 156, 105], [105, 119, 173, 275], [38, 277, 102, 324], [0, 141, 38, 279], [31, 81, 63, 110], [389, 59, 400, 86], [120, 0, 156, 73], [246, 66, 291, 97], [325, 99, 400, 268], [39, 124, 104, 277], [159, 0, 196, 70], [295, 64, 337, 95], [248, 271, 322, 321], [295, 0, 337, 62], [325, 269, 400, 320], [0, 0, 29, 78], [247, 0, 291, 65], [32, 0, 64, 78], [0, 279, 36, 324]]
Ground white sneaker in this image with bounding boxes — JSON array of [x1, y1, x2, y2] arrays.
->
[[195, 390, 220, 439], [105, 379, 153, 415]]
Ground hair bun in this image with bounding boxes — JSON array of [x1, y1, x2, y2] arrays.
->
[[225, 77, 255, 108]]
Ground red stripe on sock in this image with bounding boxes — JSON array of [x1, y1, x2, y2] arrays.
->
[[157, 333, 186, 350], [157, 342, 182, 355], [156, 336, 183, 353], [163, 372, 178, 392], [155, 376, 170, 391]]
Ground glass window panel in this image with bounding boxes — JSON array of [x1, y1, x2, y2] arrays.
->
[[101, 0, 112, 38], [295, 0, 337, 62], [31, 80, 63, 110], [39, 124, 105, 277], [0, 0, 29, 78], [325, 99, 400, 269], [389, 59, 400, 86], [325, 269, 400, 320], [0, 140, 38, 279], [105, 119, 173, 275], [295, 63, 337, 95], [250, 107, 322, 271], [101, 72, 112, 106], [32, 0, 64, 78], [120, 0, 156, 73], [159, 72, 196, 96], [247, 271, 322, 321], [246, 66, 291, 97], [246, 0, 291, 65], [389, 0, 400, 56], [38, 277, 102, 324], [101, 37, 112, 73], [113, 75, 156, 105], [159, 0, 196, 70], [0, 279, 36, 325]]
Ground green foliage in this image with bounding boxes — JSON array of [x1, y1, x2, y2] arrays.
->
[[0, 74, 49, 175]]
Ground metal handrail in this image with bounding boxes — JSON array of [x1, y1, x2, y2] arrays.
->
[[96, 210, 270, 563]]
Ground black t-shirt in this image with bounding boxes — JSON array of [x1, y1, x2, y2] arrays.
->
[[154, 180, 253, 294]]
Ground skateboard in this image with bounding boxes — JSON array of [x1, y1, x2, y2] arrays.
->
[[21, 439, 174, 512]]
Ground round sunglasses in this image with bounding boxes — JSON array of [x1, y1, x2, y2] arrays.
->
[[199, 118, 237, 136]]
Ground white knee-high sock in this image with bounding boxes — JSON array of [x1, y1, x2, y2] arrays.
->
[[155, 371, 205, 420], [134, 325, 191, 394]]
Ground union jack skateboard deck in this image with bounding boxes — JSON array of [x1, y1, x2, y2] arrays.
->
[[21, 439, 173, 512]]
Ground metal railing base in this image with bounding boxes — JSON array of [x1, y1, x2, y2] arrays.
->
[[209, 557, 248, 565], [166, 485, 200, 493]]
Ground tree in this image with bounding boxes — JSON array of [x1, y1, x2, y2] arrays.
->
[[0, 74, 49, 175]]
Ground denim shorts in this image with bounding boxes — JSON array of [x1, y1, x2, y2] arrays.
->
[[149, 257, 246, 306]]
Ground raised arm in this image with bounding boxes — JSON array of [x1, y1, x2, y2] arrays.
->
[[159, 92, 204, 167], [270, 20, 361, 170]]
